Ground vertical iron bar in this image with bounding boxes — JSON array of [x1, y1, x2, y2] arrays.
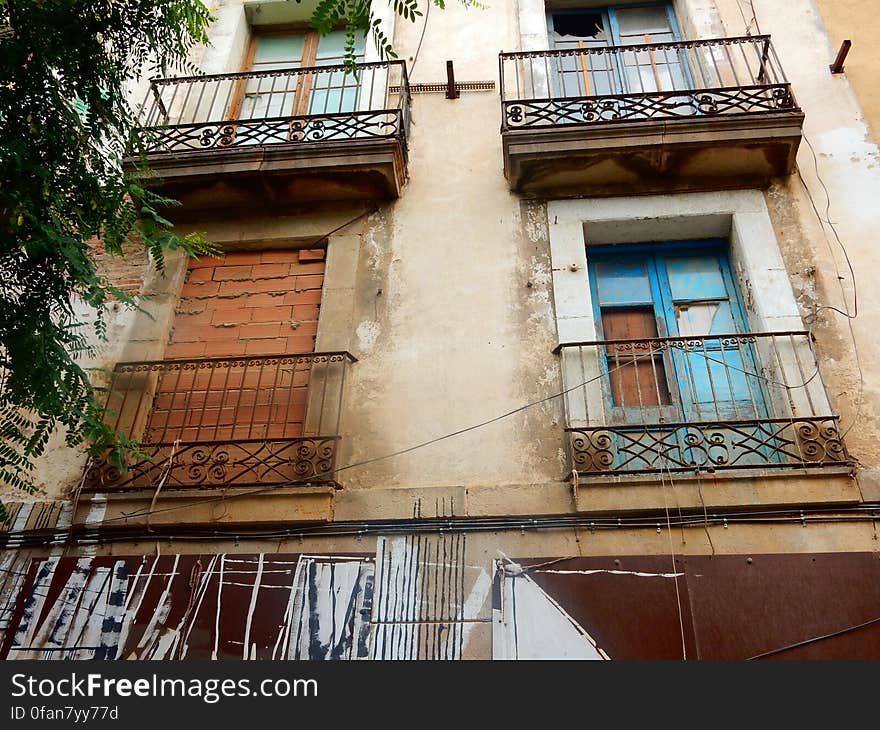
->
[[757, 37, 771, 84], [707, 43, 723, 89], [317, 356, 330, 437], [192, 78, 208, 124], [223, 78, 236, 120], [335, 356, 348, 439], [110, 368, 133, 435], [649, 345, 665, 410], [770, 41, 788, 84], [613, 348, 626, 410], [544, 55, 550, 100], [717, 338, 739, 418], [736, 336, 762, 418], [177, 79, 195, 126], [194, 361, 217, 439], [246, 359, 265, 440], [213, 359, 233, 441], [164, 81, 182, 126], [633, 343, 647, 423], [268, 72, 279, 119], [163, 364, 186, 443], [724, 41, 742, 88], [768, 334, 796, 416], [322, 68, 333, 114], [238, 359, 251, 441], [701, 339, 721, 420], [737, 39, 753, 86], [265, 356, 284, 441], [690, 42, 710, 90], [681, 341, 702, 421], [790, 333, 814, 416], [206, 77, 223, 124]]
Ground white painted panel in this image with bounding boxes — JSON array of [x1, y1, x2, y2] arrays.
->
[[496, 568, 608, 660]]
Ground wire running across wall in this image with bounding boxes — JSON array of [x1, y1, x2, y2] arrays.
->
[[66, 339, 846, 529]]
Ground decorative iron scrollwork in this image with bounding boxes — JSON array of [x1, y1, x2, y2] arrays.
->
[[84, 437, 341, 491], [140, 110, 403, 153], [503, 85, 798, 129], [567, 418, 848, 474]]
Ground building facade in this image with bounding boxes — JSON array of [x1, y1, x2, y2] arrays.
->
[[2, 0, 880, 659]]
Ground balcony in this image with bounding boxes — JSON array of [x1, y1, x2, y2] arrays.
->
[[131, 61, 410, 213], [558, 331, 848, 475], [500, 36, 804, 196], [83, 351, 355, 493]]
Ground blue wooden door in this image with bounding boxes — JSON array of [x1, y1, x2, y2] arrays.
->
[[589, 242, 766, 425], [662, 254, 767, 421]]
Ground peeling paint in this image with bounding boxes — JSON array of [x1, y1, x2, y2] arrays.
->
[[356, 320, 381, 352]]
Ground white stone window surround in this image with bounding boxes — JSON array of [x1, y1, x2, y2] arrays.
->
[[548, 190, 831, 427]]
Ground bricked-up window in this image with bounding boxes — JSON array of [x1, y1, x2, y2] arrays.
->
[[145, 249, 325, 443]]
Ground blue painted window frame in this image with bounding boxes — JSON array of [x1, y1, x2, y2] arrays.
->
[[547, 3, 692, 98], [587, 240, 768, 424], [547, 3, 683, 47]]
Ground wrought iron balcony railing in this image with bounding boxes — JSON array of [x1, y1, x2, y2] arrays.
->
[[500, 35, 798, 130], [135, 60, 411, 154], [83, 351, 355, 492], [557, 331, 848, 475]]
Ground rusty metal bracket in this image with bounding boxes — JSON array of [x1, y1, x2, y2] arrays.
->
[[830, 40, 852, 74], [445, 60, 460, 99]]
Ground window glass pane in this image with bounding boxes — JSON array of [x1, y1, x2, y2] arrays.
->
[[675, 300, 737, 336], [316, 30, 365, 62], [615, 6, 675, 42], [551, 12, 609, 46], [253, 35, 305, 65], [666, 255, 728, 300], [594, 259, 653, 305]]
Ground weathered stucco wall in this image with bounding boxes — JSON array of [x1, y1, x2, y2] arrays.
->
[[814, 0, 880, 140], [715, 0, 880, 497], [7, 0, 880, 522]]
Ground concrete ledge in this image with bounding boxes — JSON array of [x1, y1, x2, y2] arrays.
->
[[75, 485, 336, 529], [574, 465, 859, 515], [58, 466, 858, 531], [129, 137, 407, 218], [503, 112, 805, 197]]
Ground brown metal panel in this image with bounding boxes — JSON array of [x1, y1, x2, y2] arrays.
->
[[522, 556, 697, 659], [684, 552, 880, 660], [522, 553, 880, 660]]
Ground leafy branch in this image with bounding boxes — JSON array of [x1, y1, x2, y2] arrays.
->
[[0, 0, 482, 522]]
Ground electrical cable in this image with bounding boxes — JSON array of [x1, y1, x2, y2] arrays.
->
[[800, 135, 858, 319], [5, 3, 860, 545], [796, 136, 864, 439], [4, 502, 879, 551], [735, 0, 757, 36], [68, 340, 829, 530], [306, 205, 378, 248], [742, 0, 864, 443], [747, 614, 880, 659], [658, 453, 687, 659], [408, 0, 432, 80]]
